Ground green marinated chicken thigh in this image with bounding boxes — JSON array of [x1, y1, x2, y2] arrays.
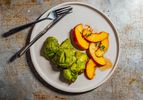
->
[[52, 48, 76, 69], [63, 69, 78, 83], [60, 39, 74, 49], [70, 51, 88, 74], [41, 37, 88, 83], [41, 37, 59, 59]]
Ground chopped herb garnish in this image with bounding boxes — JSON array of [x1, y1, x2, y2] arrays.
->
[[100, 45, 105, 51], [85, 33, 92, 37]]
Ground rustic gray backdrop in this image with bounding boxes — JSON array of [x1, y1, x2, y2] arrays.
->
[[0, 0, 143, 100]]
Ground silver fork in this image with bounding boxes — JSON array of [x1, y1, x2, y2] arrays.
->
[[15, 6, 72, 58], [2, 6, 72, 37]]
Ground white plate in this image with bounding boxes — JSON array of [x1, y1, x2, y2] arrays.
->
[[30, 2, 120, 93]]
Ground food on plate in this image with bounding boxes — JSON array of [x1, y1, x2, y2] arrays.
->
[[52, 38, 76, 69], [95, 38, 109, 57], [41, 23, 113, 83], [82, 28, 92, 38], [41, 37, 59, 59], [63, 51, 88, 83], [70, 51, 88, 74], [100, 38, 109, 52], [41, 37, 88, 83], [83, 31, 108, 42], [55, 39, 76, 68], [85, 59, 96, 80], [89, 43, 106, 65], [75, 51, 88, 63], [60, 39, 74, 49], [84, 25, 94, 32], [52, 48, 76, 69], [72, 24, 89, 50], [63, 69, 78, 83], [71, 24, 112, 80]]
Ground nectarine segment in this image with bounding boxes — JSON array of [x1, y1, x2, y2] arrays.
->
[[82, 29, 92, 37], [84, 24, 93, 32], [85, 59, 96, 80], [72, 24, 89, 50], [89, 43, 106, 65], [95, 38, 109, 57], [83, 31, 109, 42], [100, 38, 109, 52], [95, 49, 104, 57], [89, 43, 99, 52], [74, 24, 83, 32]]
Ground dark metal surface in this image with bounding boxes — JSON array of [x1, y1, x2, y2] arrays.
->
[[0, 0, 143, 100]]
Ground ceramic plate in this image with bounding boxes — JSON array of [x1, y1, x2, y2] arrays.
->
[[30, 2, 120, 93]]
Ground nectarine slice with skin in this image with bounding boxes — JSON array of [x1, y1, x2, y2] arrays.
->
[[98, 58, 112, 71], [89, 43, 106, 65], [95, 38, 109, 57], [82, 29, 92, 38], [95, 50, 104, 58], [83, 31, 109, 42], [85, 59, 96, 80], [88, 43, 99, 52], [100, 38, 109, 52], [72, 24, 89, 50]]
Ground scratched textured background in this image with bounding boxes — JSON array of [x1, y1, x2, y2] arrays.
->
[[0, 0, 143, 100]]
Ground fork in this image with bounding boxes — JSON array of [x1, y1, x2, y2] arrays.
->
[[2, 6, 72, 37], [15, 6, 72, 58]]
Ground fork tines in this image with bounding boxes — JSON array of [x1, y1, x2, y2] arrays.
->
[[54, 6, 72, 12]]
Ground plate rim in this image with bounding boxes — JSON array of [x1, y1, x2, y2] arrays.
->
[[30, 1, 120, 93]]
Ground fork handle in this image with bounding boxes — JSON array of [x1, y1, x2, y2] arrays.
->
[[3, 18, 48, 37], [17, 13, 67, 57]]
